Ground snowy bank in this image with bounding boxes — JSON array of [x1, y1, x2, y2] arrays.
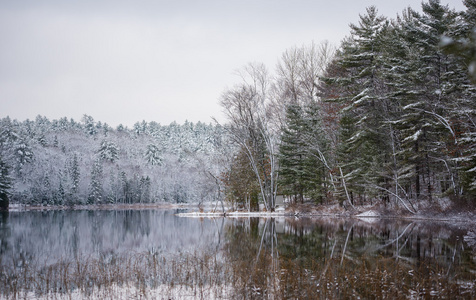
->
[[356, 210, 380, 218], [176, 207, 289, 218]]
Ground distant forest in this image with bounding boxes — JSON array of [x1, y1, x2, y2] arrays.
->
[[1, 0, 475, 212], [0, 116, 229, 206]]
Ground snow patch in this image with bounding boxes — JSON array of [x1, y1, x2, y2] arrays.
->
[[356, 210, 380, 218], [403, 129, 422, 142], [177, 210, 290, 218], [464, 230, 476, 248], [355, 210, 380, 223]]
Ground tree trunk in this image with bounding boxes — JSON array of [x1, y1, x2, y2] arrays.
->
[[415, 140, 420, 200]]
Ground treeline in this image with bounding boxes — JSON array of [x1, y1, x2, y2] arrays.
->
[[1, 0, 474, 212], [220, 0, 476, 212], [0, 115, 229, 207]]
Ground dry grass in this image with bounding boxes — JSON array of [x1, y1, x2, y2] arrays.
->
[[1, 247, 475, 300], [0, 250, 232, 299]]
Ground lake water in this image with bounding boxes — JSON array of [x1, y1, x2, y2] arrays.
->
[[0, 209, 222, 264], [0, 209, 475, 299]]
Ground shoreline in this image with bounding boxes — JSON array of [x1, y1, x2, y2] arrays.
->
[[5, 202, 191, 212], [175, 204, 476, 225], [176, 210, 476, 224], [5, 202, 476, 225]]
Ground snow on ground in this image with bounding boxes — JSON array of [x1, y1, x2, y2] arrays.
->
[[356, 210, 380, 218], [176, 209, 289, 218], [355, 210, 380, 223]]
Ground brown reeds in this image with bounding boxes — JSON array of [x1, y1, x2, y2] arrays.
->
[[1, 247, 475, 299]]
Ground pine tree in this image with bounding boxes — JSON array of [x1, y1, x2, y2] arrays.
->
[[120, 171, 129, 203], [327, 6, 392, 203], [279, 104, 308, 203], [444, 0, 476, 196], [88, 160, 103, 204], [223, 147, 260, 211], [140, 176, 151, 203], [98, 140, 119, 163], [389, 1, 460, 201], [70, 153, 80, 195], [145, 144, 163, 166], [443, 0, 476, 82], [14, 140, 33, 174], [0, 156, 11, 210], [279, 102, 331, 203], [82, 115, 97, 136], [302, 101, 332, 202], [56, 180, 65, 205], [41, 174, 52, 205]]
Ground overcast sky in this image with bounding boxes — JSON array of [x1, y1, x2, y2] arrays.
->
[[0, 0, 466, 127]]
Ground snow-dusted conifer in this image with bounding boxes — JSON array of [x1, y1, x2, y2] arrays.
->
[[145, 144, 163, 166], [70, 153, 80, 194], [0, 156, 11, 210], [98, 140, 119, 163], [328, 6, 391, 202], [279, 104, 308, 203], [88, 159, 103, 204], [389, 1, 460, 200]]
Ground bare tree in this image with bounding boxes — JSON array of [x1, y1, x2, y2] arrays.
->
[[271, 41, 336, 129], [219, 43, 336, 210], [220, 63, 279, 211]]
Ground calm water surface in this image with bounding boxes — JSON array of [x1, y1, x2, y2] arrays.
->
[[0, 209, 223, 264], [0, 209, 475, 298]]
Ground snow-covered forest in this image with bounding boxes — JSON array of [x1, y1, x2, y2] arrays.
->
[[220, 0, 476, 212], [0, 115, 230, 206], [1, 0, 475, 212]]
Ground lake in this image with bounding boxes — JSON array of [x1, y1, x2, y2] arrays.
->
[[0, 209, 475, 299]]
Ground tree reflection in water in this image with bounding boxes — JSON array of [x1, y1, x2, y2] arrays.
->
[[223, 217, 476, 299], [0, 211, 475, 299]]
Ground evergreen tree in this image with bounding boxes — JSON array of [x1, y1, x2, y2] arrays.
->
[[389, 1, 460, 201], [302, 101, 332, 202], [327, 6, 392, 203], [82, 115, 97, 136], [145, 144, 163, 166], [98, 140, 119, 163], [279, 103, 329, 203], [56, 179, 66, 205], [442, 0, 476, 196], [0, 156, 11, 210], [279, 104, 308, 203], [70, 153, 80, 195], [139, 176, 151, 203], [120, 171, 129, 203], [14, 140, 33, 174], [223, 147, 260, 211], [88, 160, 103, 204], [41, 174, 52, 204], [443, 0, 476, 82]]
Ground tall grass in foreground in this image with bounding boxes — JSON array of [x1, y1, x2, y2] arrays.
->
[[0, 250, 231, 299], [1, 249, 475, 299]]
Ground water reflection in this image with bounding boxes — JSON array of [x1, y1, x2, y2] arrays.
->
[[0, 211, 475, 298], [0, 211, 9, 256], [226, 217, 475, 264], [223, 217, 476, 298], [0, 209, 224, 267]]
